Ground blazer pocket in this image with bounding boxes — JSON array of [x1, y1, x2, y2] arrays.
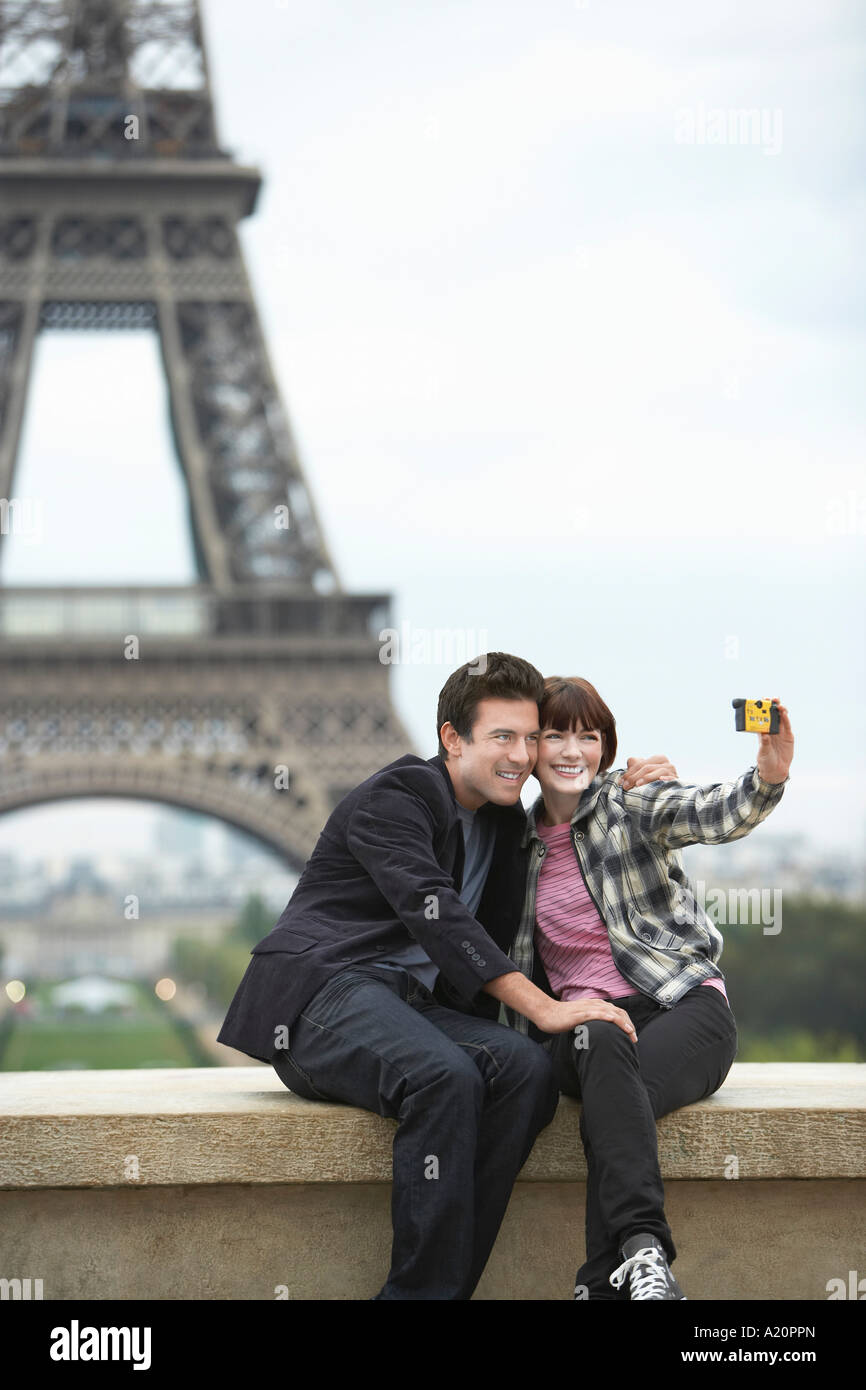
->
[[253, 930, 320, 955]]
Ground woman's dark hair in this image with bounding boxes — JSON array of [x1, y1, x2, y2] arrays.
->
[[537, 676, 618, 774], [436, 652, 544, 757]]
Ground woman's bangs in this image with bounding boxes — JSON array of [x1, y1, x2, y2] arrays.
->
[[539, 680, 604, 733]]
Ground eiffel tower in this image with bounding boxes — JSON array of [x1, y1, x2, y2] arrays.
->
[[0, 0, 411, 868]]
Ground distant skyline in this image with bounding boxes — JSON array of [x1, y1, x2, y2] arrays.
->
[[0, 801, 297, 905], [0, 0, 863, 857]]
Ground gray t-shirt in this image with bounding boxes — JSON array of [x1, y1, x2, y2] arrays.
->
[[455, 804, 496, 917], [378, 803, 496, 991]]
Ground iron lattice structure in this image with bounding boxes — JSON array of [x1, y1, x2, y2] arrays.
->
[[0, 0, 411, 867]]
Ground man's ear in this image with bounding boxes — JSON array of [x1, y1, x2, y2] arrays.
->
[[440, 721, 461, 759]]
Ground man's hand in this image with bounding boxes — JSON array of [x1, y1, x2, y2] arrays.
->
[[620, 754, 679, 791], [756, 699, 794, 785], [484, 971, 637, 1041], [533, 995, 638, 1042]]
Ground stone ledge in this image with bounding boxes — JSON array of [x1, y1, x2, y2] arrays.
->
[[0, 1063, 863, 1189], [2, 1180, 862, 1300]]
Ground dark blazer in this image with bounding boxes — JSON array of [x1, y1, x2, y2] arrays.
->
[[217, 754, 553, 1064]]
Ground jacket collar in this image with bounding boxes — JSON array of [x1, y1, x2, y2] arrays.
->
[[428, 754, 527, 827], [520, 769, 622, 848], [429, 753, 457, 805]]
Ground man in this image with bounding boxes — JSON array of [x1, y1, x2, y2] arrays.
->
[[217, 652, 673, 1299]]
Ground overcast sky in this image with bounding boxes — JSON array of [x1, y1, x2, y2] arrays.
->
[[2, 0, 864, 862]]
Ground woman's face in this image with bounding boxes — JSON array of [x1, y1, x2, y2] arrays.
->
[[535, 723, 604, 798]]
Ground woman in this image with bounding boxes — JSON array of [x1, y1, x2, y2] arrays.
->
[[506, 676, 794, 1300]]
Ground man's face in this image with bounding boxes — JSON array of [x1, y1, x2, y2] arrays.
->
[[442, 697, 540, 811]]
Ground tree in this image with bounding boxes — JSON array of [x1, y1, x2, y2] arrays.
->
[[229, 893, 274, 947]]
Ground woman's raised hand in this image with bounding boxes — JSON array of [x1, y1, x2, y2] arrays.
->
[[756, 700, 794, 785]]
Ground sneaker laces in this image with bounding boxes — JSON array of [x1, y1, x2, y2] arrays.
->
[[609, 1246, 671, 1300]]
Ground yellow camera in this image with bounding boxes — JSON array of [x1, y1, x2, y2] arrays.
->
[[732, 698, 780, 734]]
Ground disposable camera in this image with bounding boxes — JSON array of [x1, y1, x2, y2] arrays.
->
[[732, 698, 780, 734]]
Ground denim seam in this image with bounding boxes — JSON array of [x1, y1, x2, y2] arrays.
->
[[274, 1050, 331, 1102], [455, 1041, 501, 1086], [296, 1011, 416, 1094]]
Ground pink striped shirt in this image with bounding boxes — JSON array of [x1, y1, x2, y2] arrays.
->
[[535, 819, 728, 1003]]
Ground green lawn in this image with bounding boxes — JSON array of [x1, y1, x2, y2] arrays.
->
[[1, 980, 203, 1070]]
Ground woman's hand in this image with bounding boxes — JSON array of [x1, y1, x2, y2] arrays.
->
[[533, 996, 637, 1042], [620, 754, 679, 790], [756, 699, 794, 785]]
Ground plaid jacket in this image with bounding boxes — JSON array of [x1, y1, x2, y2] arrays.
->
[[505, 765, 787, 1032]]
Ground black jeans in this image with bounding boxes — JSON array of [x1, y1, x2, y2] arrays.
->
[[271, 964, 559, 1300], [551, 984, 738, 1300]]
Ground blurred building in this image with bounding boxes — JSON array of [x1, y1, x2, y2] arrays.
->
[[0, 857, 242, 980]]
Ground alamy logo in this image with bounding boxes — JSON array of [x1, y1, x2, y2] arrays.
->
[[378, 624, 488, 670], [674, 104, 783, 155], [674, 881, 782, 935], [826, 1270, 866, 1300], [0, 1276, 43, 1299], [0, 496, 42, 544], [49, 1320, 152, 1370]]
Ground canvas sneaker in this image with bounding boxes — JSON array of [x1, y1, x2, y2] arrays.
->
[[609, 1233, 687, 1300]]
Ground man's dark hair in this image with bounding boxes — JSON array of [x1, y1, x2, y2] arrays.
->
[[436, 652, 544, 758]]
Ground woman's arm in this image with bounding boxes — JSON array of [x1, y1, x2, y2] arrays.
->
[[619, 702, 794, 851]]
